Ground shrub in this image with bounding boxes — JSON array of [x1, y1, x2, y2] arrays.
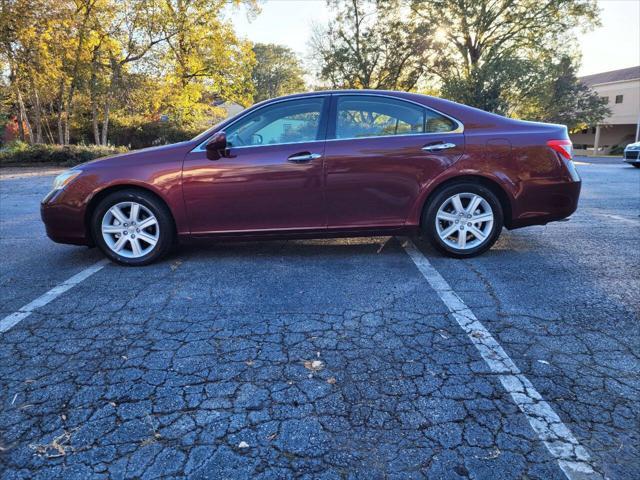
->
[[0, 142, 128, 166], [71, 120, 203, 149]]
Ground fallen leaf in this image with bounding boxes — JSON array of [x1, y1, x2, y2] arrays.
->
[[537, 360, 550, 365], [170, 260, 182, 271], [477, 448, 501, 460], [327, 377, 337, 385], [238, 441, 249, 449], [245, 360, 255, 367], [29, 429, 76, 458], [267, 433, 277, 441], [303, 360, 324, 372]]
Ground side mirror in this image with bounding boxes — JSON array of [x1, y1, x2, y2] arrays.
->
[[205, 131, 228, 161]]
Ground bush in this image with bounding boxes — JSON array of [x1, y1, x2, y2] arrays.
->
[[0, 141, 128, 166], [71, 120, 203, 149]]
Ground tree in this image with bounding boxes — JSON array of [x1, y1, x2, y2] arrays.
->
[[514, 56, 609, 129], [311, 0, 436, 90], [410, 0, 601, 116], [0, 0, 257, 146], [154, 0, 256, 127], [251, 43, 305, 102]]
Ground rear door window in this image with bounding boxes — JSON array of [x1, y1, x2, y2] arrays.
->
[[334, 96, 457, 139]]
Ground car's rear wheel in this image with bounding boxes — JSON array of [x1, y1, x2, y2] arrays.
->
[[91, 189, 174, 266], [423, 183, 503, 258], [632, 163, 640, 168]]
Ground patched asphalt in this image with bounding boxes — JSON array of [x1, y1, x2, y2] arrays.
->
[[0, 158, 638, 479]]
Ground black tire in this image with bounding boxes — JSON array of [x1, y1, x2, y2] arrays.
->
[[422, 182, 503, 258], [632, 164, 640, 168], [91, 189, 175, 266]]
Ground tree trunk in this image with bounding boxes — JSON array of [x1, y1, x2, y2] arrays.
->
[[90, 45, 102, 144], [56, 79, 65, 144], [63, 105, 71, 145], [16, 89, 34, 144], [63, 1, 96, 145], [101, 99, 110, 146], [32, 88, 43, 143], [100, 60, 118, 146]]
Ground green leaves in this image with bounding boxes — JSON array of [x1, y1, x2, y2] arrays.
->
[[252, 43, 305, 102]]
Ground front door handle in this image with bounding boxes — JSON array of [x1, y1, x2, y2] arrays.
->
[[422, 142, 456, 152], [287, 152, 322, 163]]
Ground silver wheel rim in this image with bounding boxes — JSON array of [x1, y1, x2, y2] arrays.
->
[[435, 193, 494, 250], [101, 201, 160, 258]]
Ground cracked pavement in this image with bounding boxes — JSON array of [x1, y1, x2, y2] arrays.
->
[[0, 159, 638, 479]]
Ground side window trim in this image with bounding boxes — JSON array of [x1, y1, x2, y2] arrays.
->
[[192, 95, 331, 152], [326, 93, 464, 141]]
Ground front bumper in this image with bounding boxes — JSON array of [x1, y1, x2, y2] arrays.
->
[[41, 190, 91, 246], [624, 149, 640, 164]]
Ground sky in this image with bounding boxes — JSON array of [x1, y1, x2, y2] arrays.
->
[[229, 0, 640, 77]]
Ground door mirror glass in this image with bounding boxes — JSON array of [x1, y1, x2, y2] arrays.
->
[[206, 131, 227, 160]]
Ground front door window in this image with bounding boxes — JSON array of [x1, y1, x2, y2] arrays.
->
[[225, 98, 325, 148]]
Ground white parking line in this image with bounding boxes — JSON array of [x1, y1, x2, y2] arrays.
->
[[0, 259, 109, 333], [401, 239, 601, 480], [595, 213, 640, 225]]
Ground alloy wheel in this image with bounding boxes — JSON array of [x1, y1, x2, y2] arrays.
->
[[435, 193, 494, 250], [101, 201, 160, 258]]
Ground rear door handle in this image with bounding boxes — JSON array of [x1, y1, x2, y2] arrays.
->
[[287, 152, 322, 163], [422, 142, 456, 152]]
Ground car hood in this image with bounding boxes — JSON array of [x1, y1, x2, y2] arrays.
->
[[625, 141, 640, 149], [81, 141, 195, 169]]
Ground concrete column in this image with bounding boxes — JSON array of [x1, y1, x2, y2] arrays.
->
[[593, 124, 601, 156]]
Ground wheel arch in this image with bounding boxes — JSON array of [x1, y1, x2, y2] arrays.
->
[[84, 184, 177, 245], [419, 174, 514, 229]]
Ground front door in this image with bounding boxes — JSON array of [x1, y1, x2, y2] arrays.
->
[[324, 95, 465, 228], [182, 96, 329, 234]]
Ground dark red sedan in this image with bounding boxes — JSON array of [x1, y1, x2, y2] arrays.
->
[[41, 90, 581, 265]]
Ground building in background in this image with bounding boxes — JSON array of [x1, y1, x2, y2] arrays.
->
[[570, 66, 640, 155]]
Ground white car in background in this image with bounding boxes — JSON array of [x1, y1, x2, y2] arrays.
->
[[623, 141, 640, 168]]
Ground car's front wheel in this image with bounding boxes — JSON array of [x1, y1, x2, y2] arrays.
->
[[423, 183, 503, 258], [91, 189, 174, 266]]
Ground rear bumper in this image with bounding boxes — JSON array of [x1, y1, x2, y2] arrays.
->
[[508, 179, 581, 229], [41, 190, 91, 246]]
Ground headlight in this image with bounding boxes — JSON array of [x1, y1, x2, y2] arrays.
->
[[52, 170, 82, 191]]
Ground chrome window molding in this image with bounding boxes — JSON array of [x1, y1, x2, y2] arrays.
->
[[190, 92, 464, 153]]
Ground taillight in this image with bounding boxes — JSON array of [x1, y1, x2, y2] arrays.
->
[[547, 139, 573, 160]]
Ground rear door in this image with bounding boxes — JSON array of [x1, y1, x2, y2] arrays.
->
[[324, 95, 465, 228]]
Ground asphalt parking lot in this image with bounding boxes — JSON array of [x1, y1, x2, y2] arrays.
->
[[0, 158, 638, 479]]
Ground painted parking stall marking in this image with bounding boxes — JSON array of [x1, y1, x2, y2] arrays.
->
[[0, 259, 109, 333], [401, 238, 602, 480]]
